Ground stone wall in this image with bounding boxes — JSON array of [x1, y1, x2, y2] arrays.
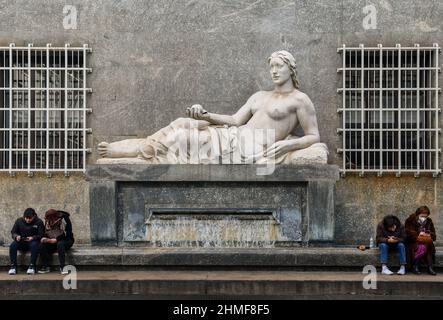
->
[[0, 174, 90, 245], [0, 0, 442, 245], [335, 176, 443, 245]]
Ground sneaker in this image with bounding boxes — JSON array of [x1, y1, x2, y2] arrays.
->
[[26, 265, 35, 275], [8, 266, 17, 275], [60, 267, 69, 275], [397, 266, 406, 275], [382, 266, 394, 275], [38, 267, 51, 274]]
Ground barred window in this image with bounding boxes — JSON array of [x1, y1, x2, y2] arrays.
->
[[338, 44, 441, 177], [0, 44, 92, 175]]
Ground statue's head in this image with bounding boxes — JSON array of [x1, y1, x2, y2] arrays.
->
[[268, 50, 299, 89]]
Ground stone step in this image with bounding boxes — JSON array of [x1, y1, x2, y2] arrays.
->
[[1, 246, 442, 269], [1, 270, 442, 299]]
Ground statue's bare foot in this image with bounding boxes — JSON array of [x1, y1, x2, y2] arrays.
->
[[97, 139, 142, 158], [98, 142, 112, 158]]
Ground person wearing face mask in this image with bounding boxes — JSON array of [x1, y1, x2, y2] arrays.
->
[[405, 206, 437, 275], [376, 215, 407, 275]]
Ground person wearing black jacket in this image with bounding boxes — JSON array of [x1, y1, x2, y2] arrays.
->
[[38, 209, 75, 274], [376, 215, 407, 275], [9, 208, 44, 275]]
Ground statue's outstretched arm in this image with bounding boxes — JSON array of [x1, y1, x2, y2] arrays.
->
[[188, 92, 259, 127], [228, 92, 259, 126]]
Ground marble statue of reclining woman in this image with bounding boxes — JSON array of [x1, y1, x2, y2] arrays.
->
[[97, 50, 328, 165]]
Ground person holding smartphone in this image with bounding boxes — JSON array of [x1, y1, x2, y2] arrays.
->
[[8, 208, 44, 275], [405, 206, 437, 275], [376, 215, 407, 275], [38, 209, 75, 275]]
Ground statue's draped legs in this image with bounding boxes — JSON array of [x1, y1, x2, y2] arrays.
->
[[97, 118, 328, 165]]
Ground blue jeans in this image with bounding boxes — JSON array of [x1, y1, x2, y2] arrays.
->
[[379, 242, 406, 265]]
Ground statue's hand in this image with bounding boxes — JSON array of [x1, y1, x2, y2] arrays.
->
[[186, 104, 210, 120], [264, 140, 295, 159]]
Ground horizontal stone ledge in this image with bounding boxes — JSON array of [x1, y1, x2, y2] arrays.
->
[[1, 246, 442, 268], [86, 164, 340, 182], [1, 271, 443, 298]]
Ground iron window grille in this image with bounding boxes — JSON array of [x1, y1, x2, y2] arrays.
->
[[337, 44, 441, 177], [0, 43, 92, 175]]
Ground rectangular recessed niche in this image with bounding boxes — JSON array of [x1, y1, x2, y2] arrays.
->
[[144, 208, 283, 248]]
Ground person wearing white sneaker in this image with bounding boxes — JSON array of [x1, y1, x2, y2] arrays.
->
[[8, 265, 17, 275], [381, 265, 394, 275], [39, 209, 75, 275], [8, 208, 44, 275], [397, 265, 406, 275], [376, 215, 407, 275], [26, 265, 36, 275]]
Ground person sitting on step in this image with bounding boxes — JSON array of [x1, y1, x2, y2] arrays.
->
[[405, 206, 437, 276], [38, 209, 75, 275], [376, 215, 407, 275], [8, 208, 44, 275]]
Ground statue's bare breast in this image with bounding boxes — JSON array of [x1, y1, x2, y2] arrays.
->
[[241, 91, 300, 141]]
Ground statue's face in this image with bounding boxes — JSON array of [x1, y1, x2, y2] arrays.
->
[[269, 57, 291, 86]]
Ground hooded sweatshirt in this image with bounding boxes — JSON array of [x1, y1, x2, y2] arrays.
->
[[11, 216, 45, 241]]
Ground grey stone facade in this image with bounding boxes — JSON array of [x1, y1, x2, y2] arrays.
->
[[0, 0, 442, 245]]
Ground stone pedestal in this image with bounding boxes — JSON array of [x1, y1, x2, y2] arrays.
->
[[86, 164, 339, 246]]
